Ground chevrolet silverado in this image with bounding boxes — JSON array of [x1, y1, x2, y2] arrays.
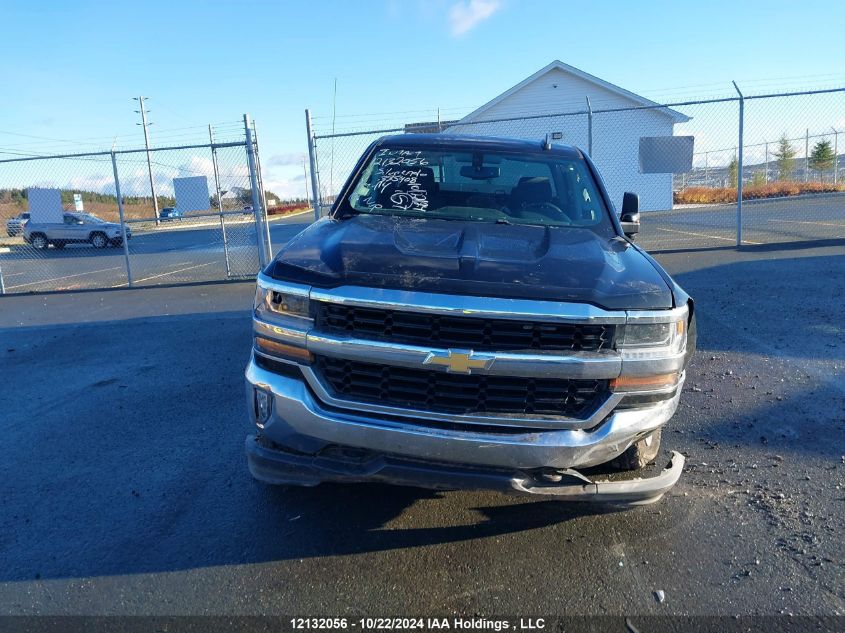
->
[[245, 134, 696, 504]]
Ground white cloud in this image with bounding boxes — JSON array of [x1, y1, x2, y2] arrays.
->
[[449, 0, 501, 36]]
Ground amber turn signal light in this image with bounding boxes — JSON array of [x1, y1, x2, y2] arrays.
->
[[610, 372, 679, 392], [254, 337, 314, 364]]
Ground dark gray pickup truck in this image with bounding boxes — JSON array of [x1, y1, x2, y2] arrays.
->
[[245, 134, 695, 505]]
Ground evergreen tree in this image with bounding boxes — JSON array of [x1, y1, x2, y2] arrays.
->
[[773, 133, 797, 180], [728, 155, 739, 188], [808, 139, 835, 178]]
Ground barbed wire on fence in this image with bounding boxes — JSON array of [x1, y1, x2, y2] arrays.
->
[[307, 85, 845, 251]]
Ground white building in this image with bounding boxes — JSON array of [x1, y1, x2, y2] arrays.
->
[[446, 61, 689, 211]]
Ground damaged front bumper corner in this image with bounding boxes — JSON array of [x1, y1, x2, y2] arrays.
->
[[511, 451, 685, 505]]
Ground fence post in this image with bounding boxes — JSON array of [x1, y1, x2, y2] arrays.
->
[[251, 120, 274, 260], [305, 109, 322, 221], [833, 128, 839, 184], [244, 113, 269, 267], [732, 81, 744, 247], [585, 96, 593, 156], [764, 142, 769, 184], [111, 151, 134, 287], [805, 129, 810, 182], [208, 125, 231, 277]]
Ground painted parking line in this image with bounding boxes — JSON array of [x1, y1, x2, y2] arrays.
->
[[769, 219, 845, 228], [656, 227, 761, 245], [112, 261, 218, 287], [6, 266, 126, 291]]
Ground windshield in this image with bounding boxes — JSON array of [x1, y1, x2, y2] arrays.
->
[[80, 214, 105, 223], [345, 146, 614, 234]]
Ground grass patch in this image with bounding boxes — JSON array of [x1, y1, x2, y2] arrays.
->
[[675, 181, 845, 205]]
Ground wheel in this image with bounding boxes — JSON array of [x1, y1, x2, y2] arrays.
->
[[90, 232, 108, 248], [30, 233, 48, 249], [53, 241, 66, 249], [610, 430, 662, 471]]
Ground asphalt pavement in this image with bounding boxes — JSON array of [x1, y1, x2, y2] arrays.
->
[[0, 239, 843, 619], [637, 192, 845, 251]]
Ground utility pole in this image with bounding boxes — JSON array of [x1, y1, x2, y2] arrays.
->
[[133, 96, 159, 224]]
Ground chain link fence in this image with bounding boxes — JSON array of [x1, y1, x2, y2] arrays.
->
[[0, 117, 275, 294], [307, 87, 845, 251]]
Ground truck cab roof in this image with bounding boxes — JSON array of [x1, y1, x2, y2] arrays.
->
[[375, 133, 584, 159]]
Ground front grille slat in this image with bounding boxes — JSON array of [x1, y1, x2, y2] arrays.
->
[[317, 303, 613, 352], [315, 356, 608, 419]]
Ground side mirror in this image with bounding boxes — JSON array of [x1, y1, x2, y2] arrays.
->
[[620, 192, 640, 238]]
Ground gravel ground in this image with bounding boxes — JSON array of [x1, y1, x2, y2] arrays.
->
[[0, 241, 842, 620]]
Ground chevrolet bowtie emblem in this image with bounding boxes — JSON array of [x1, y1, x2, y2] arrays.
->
[[422, 349, 494, 374]]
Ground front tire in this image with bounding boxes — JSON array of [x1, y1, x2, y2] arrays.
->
[[90, 232, 108, 248], [30, 233, 48, 250], [611, 430, 662, 471]]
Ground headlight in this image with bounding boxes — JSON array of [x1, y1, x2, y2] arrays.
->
[[254, 279, 311, 320], [617, 315, 687, 357]]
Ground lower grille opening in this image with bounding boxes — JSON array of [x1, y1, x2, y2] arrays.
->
[[315, 356, 609, 419]]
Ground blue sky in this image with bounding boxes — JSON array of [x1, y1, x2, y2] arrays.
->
[[2, 0, 845, 198]]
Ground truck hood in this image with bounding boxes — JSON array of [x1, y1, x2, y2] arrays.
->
[[268, 215, 673, 310]]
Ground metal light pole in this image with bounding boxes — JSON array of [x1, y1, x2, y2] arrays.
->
[[133, 96, 159, 225], [833, 127, 839, 185]]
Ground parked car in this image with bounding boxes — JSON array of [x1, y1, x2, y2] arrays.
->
[[245, 134, 696, 505], [6, 212, 29, 237], [23, 212, 132, 249], [159, 207, 184, 221], [242, 205, 253, 215]]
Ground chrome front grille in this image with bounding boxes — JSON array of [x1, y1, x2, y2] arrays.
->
[[315, 302, 614, 352], [314, 355, 609, 419]]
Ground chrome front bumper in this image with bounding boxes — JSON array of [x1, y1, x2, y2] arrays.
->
[[246, 355, 683, 474]]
